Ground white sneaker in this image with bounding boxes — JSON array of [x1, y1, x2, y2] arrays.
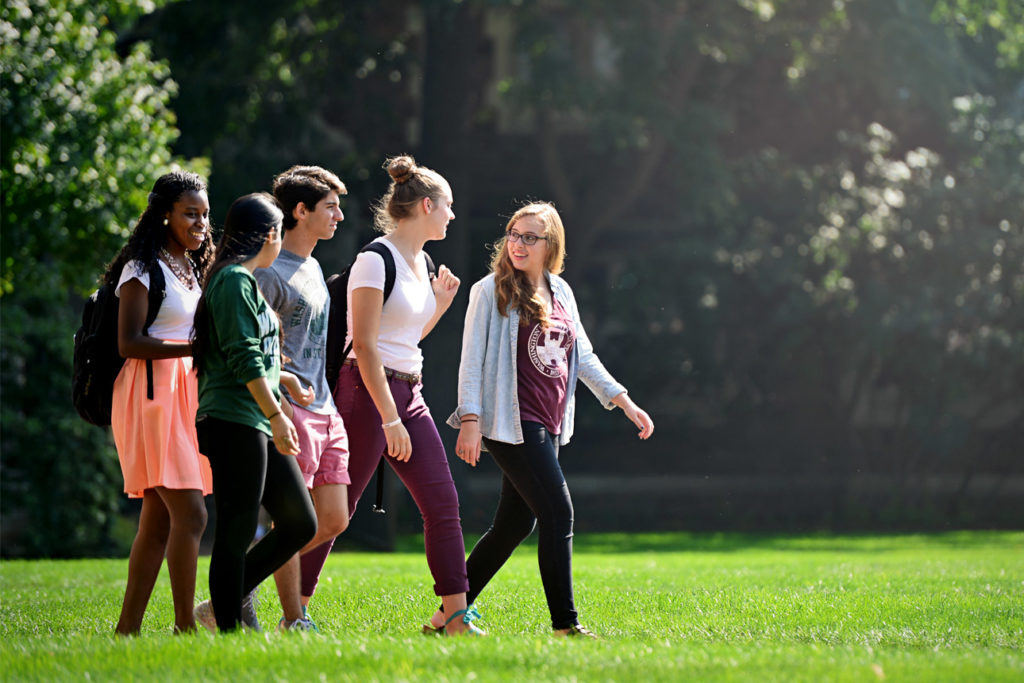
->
[[193, 600, 217, 634]]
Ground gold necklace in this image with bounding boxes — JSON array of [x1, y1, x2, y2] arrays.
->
[[160, 247, 195, 289]]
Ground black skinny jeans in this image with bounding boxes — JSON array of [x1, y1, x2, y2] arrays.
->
[[197, 416, 317, 632], [465, 421, 577, 629]]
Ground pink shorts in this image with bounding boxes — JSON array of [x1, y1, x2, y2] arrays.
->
[[290, 403, 351, 488]]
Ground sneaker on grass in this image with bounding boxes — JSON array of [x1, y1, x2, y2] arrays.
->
[[193, 600, 217, 634], [241, 586, 261, 631], [278, 616, 318, 632], [192, 587, 262, 634]]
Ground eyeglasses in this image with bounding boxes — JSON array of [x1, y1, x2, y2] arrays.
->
[[506, 230, 549, 246]]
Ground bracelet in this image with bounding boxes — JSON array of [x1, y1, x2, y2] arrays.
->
[[460, 418, 478, 423], [382, 417, 402, 428], [267, 411, 282, 421]]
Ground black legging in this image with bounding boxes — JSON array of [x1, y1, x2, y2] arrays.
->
[[464, 421, 577, 629], [197, 416, 317, 632]]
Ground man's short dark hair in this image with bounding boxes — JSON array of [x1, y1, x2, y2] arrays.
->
[[272, 166, 347, 231]]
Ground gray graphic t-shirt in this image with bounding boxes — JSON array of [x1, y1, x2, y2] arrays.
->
[[255, 250, 335, 414]]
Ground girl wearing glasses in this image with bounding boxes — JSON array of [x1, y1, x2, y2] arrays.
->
[[433, 202, 654, 637]]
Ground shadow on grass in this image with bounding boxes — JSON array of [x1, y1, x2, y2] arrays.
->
[[384, 530, 1023, 555]]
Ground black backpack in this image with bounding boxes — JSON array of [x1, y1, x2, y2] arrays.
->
[[72, 262, 166, 426], [324, 241, 435, 513]]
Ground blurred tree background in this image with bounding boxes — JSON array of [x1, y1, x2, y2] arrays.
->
[[2, 0, 1022, 557]]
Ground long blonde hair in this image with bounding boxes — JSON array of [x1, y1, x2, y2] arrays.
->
[[491, 202, 567, 327]]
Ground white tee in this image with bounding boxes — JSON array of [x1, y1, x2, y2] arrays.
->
[[346, 237, 436, 374], [115, 259, 200, 341]]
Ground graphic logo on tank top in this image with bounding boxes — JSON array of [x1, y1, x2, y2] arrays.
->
[[528, 324, 572, 378]]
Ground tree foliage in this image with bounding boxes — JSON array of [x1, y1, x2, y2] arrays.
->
[[590, 0, 1024, 524], [3, 0, 1022, 553], [1, 0, 205, 556]]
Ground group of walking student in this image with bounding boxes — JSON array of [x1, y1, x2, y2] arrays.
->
[[105, 157, 655, 639]]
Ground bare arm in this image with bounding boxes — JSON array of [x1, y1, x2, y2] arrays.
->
[[245, 376, 300, 456], [420, 264, 460, 340], [455, 414, 481, 467], [279, 370, 315, 407], [351, 286, 412, 461], [611, 391, 655, 440], [117, 278, 191, 359]]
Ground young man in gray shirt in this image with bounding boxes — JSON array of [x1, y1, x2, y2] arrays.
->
[[254, 165, 350, 630]]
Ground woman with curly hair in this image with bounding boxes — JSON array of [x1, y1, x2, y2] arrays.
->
[[105, 170, 215, 635]]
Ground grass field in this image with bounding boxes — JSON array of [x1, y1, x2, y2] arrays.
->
[[2, 531, 1022, 681]]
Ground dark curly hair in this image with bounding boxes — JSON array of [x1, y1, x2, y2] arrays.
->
[[102, 170, 212, 287]]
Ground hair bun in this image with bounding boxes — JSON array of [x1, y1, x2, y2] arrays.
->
[[387, 155, 416, 184]]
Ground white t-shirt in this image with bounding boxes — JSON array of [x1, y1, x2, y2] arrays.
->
[[115, 259, 200, 341], [346, 238, 436, 374]]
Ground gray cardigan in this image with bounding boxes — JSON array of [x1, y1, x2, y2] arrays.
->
[[446, 272, 626, 446]]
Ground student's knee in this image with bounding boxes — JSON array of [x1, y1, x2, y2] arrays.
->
[[512, 517, 537, 543], [330, 514, 349, 537], [492, 512, 536, 542], [181, 505, 208, 540], [317, 509, 348, 538], [296, 512, 318, 547], [219, 512, 260, 553], [539, 497, 574, 530]]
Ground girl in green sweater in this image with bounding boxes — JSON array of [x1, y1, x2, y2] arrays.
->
[[190, 192, 317, 632]]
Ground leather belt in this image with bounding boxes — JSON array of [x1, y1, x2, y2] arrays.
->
[[343, 357, 422, 384]]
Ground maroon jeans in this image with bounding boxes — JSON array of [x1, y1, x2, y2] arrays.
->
[[332, 362, 469, 597]]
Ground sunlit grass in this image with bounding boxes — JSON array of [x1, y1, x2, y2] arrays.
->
[[2, 532, 1022, 681]]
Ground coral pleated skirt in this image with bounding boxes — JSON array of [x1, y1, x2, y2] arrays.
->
[[111, 352, 213, 498]]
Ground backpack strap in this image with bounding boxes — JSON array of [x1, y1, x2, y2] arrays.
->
[[355, 243, 398, 516], [324, 272, 346, 395], [364, 241, 398, 303], [423, 251, 436, 280], [143, 263, 166, 401], [339, 242, 397, 361]]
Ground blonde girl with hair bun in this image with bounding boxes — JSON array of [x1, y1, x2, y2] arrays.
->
[[332, 155, 483, 636]]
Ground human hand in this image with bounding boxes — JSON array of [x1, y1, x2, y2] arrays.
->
[[431, 265, 460, 310], [454, 420, 482, 466], [384, 420, 412, 462], [270, 412, 301, 456], [281, 374, 315, 407], [612, 392, 654, 440]]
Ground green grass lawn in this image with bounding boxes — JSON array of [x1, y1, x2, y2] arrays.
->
[[2, 532, 1022, 681]]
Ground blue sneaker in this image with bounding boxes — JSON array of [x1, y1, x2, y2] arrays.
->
[[278, 616, 318, 632]]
